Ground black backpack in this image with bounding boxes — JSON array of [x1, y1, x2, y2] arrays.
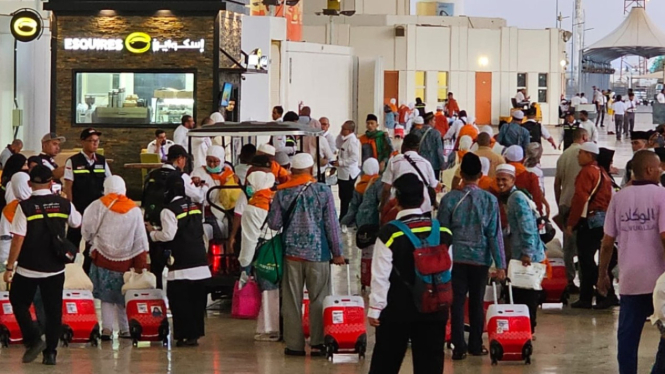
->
[[142, 167, 182, 225], [523, 121, 542, 144]]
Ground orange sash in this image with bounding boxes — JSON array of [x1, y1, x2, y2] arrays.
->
[[100, 194, 138, 214], [478, 176, 494, 191], [248, 189, 275, 211], [271, 161, 290, 184], [277, 173, 316, 190], [509, 162, 527, 176], [2, 200, 20, 224], [355, 175, 378, 194], [209, 167, 234, 185]]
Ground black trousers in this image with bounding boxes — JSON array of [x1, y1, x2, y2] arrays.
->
[[451, 263, 489, 354], [66, 227, 90, 274], [596, 105, 605, 126], [576, 223, 616, 303], [369, 317, 446, 374], [10, 273, 64, 354], [167, 279, 207, 341], [149, 241, 167, 290], [338, 177, 356, 223], [512, 287, 540, 333]]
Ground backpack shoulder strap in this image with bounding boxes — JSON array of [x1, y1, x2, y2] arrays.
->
[[425, 219, 441, 246]]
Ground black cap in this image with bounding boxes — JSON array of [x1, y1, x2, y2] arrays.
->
[[27, 155, 41, 165], [655, 148, 665, 163], [630, 131, 650, 141], [166, 145, 190, 161], [424, 112, 435, 123], [250, 155, 272, 168], [461, 153, 482, 176], [29, 165, 53, 184], [366, 114, 378, 122], [80, 128, 102, 140], [597, 147, 615, 171]]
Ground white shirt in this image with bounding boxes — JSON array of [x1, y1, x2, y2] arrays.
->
[[173, 125, 190, 150], [161, 164, 204, 204], [515, 91, 526, 102], [580, 97, 588, 104], [64, 151, 112, 181], [149, 196, 211, 281], [579, 119, 598, 142], [382, 151, 437, 213], [626, 99, 638, 113], [612, 101, 627, 115], [235, 163, 250, 185], [146, 139, 174, 161], [594, 90, 604, 104], [368, 208, 423, 319], [11, 189, 82, 278], [658, 93, 665, 104], [234, 192, 248, 217], [272, 135, 297, 156], [191, 137, 212, 169], [443, 118, 477, 140], [571, 96, 582, 107], [335, 133, 361, 181], [324, 131, 337, 154]]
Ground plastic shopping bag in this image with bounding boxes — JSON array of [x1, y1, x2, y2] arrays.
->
[[507, 259, 547, 291], [64, 263, 94, 291], [121, 269, 157, 294], [232, 278, 261, 319]]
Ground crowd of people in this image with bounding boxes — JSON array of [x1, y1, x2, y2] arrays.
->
[[0, 95, 665, 374]]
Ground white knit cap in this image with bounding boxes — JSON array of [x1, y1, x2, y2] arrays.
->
[[512, 111, 525, 120], [362, 158, 380, 175], [246, 171, 275, 191], [414, 116, 424, 125], [10, 172, 31, 201], [103, 175, 126, 196], [496, 164, 516, 176], [275, 152, 290, 166], [459, 135, 473, 151], [206, 145, 225, 161], [580, 142, 599, 154], [504, 145, 524, 162], [480, 125, 494, 136], [479, 157, 490, 176], [258, 143, 276, 156], [292, 153, 314, 169]]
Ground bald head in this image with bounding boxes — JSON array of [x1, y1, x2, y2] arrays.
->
[[573, 128, 589, 143], [632, 150, 661, 183], [477, 132, 491, 147]]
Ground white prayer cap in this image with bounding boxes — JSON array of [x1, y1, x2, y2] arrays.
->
[[10, 172, 31, 201], [504, 145, 524, 162], [206, 145, 225, 161], [362, 158, 379, 175], [408, 102, 415, 109], [480, 125, 494, 136], [103, 175, 126, 196], [479, 157, 490, 176], [512, 111, 525, 120], [459, 135, 473, 151], [414, 116, 424, 125], [210, 112, 225, 123], [275, 152, 290, 166], [580, 142, 599, 154], [292, 153, 314, 169], [496, 164, 516, 177], [246, 171, 275, 191], [258, 143, 276, 156], [436, 105, 444, 111]]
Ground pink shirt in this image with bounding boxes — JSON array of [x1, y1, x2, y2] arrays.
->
[[604, 183, 665, 295]]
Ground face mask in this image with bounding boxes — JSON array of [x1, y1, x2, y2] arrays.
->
[[245, 185, 255, 198], [206, 165, 222, 174]]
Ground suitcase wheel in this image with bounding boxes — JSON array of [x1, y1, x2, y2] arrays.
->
[[490, 340, 503, 366], [60, 325, 73, 347], [355, 333, 367, 359], [129, 320, 142, 343], [561, 291, 570, 305], [89, 324, 100, 347], [326, 344, 335, 361], [0, 325, 10, 348], [158, 318, 170, 341], [523, 340, 533, 365]]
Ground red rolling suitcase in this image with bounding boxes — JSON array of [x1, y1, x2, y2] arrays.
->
[[0, 291, 37, 347], [125, 289, 169, 346], [486, 281, 533, 365], [323, 263, 367, 360], [540, 258, 569, 304], [60, 290, 100, 347]]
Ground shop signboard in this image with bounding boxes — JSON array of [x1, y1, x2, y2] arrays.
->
[[10, 9, 42, 42], [63, 32, 205, 53]]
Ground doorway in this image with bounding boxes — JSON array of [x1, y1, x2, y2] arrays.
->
[[475, 72, 492, 125], [384, 71, 399, 104]]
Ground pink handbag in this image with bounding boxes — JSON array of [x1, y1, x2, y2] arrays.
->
[[231, 279, 261, 319]]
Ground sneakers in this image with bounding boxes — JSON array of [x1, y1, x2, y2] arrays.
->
[[22, 339, 46, 363]]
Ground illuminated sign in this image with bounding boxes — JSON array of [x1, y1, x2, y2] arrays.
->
[[63, 33, 205, 53], [10, 9, 42, 42]]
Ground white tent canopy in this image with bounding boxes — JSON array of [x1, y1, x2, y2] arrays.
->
[[584, 7, 665, 62]]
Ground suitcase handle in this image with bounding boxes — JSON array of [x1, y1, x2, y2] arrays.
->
[[491, 278, 514, 305], [329, 259, 351, 295]]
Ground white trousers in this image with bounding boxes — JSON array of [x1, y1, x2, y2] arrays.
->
[[256, 289, 280, 334], [101, 301, 129, 332]]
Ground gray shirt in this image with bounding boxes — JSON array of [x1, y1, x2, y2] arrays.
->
[[555, 143, 582, 207], [0, 147, 13, 169]]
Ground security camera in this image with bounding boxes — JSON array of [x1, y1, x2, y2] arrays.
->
[[562, 31, 573, 42]]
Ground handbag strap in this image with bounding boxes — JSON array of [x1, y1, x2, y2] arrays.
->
[[582, 167, 603, 217], [403, 154, 428, 185], [452, 190, 471, 217], [90, 199, 118, 243], [261, 182, 312, 232]]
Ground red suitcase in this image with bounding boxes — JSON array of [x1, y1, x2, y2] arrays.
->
[[60, 290, 100, 347], [302, 288, 310, 339], [486, 282, 533, 365], [125, 289, 169, 346], [323, 263, 367, 360], [0, 291, 37, 347], [540, 258, 569, 304]]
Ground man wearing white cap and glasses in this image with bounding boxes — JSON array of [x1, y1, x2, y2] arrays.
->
[[497, 111, 530, 151], [267, 153, 345, 357], [566, 142, 617, 310]]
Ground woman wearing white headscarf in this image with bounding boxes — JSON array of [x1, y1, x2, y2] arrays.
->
[[82, 175, 148, 341], [237, 171, 280, 341], [0, 172, 31, 271], [340, 158, 382, 229]]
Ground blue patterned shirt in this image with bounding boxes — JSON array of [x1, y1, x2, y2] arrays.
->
[[437, 184, 506, 268], [505, 188, 546, 263], [497, 122, 530, 150], [340, 180, 383, 228], [411, 125, 446, 171], [267, 182, 343, 262]]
